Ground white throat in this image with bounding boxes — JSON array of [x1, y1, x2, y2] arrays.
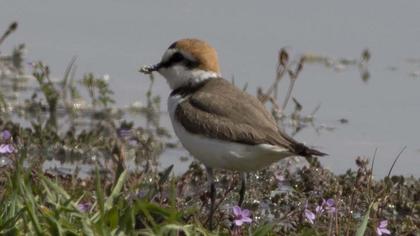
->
[[159, 65, 220, 90]]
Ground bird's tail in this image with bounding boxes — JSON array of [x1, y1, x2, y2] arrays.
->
[[294, 143, 327, 158], [303, 147, 327, 157]]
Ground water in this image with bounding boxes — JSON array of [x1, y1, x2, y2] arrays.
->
[[1, 0, 419, 177]]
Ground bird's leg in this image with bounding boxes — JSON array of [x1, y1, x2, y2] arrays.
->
[[206, 167, 216, 230], [238, 172, 247, 207]]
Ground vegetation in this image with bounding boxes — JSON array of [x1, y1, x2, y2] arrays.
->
[[0, 22, 419, 235]]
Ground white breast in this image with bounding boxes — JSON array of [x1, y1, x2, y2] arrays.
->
[[167, 94, 293, 172]]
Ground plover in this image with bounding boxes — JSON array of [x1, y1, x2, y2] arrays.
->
[[140, 38, 325, 229]]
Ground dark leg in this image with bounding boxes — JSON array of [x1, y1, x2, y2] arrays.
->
[[238, 172, 247, 207], [206, 167, 216, 231]]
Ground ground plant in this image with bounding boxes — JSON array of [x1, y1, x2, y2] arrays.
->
[[0, 22, 419, 236]]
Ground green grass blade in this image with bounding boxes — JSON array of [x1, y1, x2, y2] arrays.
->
[[44, 214, 64, 236], [21, 186, 43, 235], [95, 166, 105, 217], [40, 175, 71, 200], [355, 202, 375, 236], [105, 170, 127, 211], [253, 223, 274, 236]]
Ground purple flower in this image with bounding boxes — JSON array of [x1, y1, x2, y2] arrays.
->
[[376, 220, 391, 235], [316, 198, 336, 215], [232, 206, 252, 226], [304, 208, 316, 224], [315, 204, 324, 214], [0, 144, 14, 154], [117, 128, 138, 145], [1, 130, 11, 140], [117, 128, 131, 139], [326, 198, 334, 207], [325, 198, 336, 213], [303, 201, 316, 224], [78, 202, 92, 213], [274, 171, 285, 182]]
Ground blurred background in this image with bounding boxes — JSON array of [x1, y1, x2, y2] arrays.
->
[[1, 0, 419, 177]]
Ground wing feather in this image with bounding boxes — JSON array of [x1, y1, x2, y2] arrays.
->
[[175, 78, 296, 150]]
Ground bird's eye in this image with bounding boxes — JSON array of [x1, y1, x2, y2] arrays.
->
[[171, 52, 184, 63]]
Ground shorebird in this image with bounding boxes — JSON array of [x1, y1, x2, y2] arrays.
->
[[139, 38, 325, 229]]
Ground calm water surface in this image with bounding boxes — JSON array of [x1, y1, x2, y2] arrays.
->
[[1, 0, 419, 177]]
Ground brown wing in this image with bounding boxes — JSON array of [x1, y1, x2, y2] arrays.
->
[[175, 78, 322, 156]]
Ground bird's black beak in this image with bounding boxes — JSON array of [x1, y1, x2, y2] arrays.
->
[[139, 63, 161, 74]]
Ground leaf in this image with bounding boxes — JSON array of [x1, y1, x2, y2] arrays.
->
[[355, 202, 376, 236], [253, 223, 274, 236], [21, 183, 43, 235], [299, 227, 320, 236], [40, 175, 71, 200], [44, 214, 64, 236], [0, 208, 25, 232], [81, 219, 96, 236], [95, 166, 105, 217], [105, 170, 127, 211]]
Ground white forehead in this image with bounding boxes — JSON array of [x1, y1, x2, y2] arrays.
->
[[161, 48, 175, 62]]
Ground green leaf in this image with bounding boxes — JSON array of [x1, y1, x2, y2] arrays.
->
[[299, 227, 320, 236], [40, 175, 71, 200], [105, 170, 127, 211], [81, 220, 96, 236], [44, 214, 64, 236], [95, 166, 105, 217], [21, 184, 43, 235], [355, 202, 376, 236], [107, 207, 119, 229], [252, 223, 274, 236]]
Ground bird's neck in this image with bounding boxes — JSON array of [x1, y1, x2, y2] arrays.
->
[[170, 76, 215, 97], [160, 65, 220, 90]]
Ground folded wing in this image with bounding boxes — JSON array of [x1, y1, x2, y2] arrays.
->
[[175, 78, 325, 157]]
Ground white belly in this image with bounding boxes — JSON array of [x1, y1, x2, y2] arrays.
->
[[168, 95, 293, 172]]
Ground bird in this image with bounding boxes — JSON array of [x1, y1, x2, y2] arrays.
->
[[139, 38, 325, 229]]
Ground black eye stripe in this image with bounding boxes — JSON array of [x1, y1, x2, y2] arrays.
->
[[160, 52, 184, 67], [171, 52, 184, 63], [160, 52, 197, 68]]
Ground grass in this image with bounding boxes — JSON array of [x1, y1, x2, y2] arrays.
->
[[1, 147, 419, 235], [0, 22, 419, 235]]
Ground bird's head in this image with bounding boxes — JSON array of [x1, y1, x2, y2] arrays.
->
[[140, 38, 221, 90]]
